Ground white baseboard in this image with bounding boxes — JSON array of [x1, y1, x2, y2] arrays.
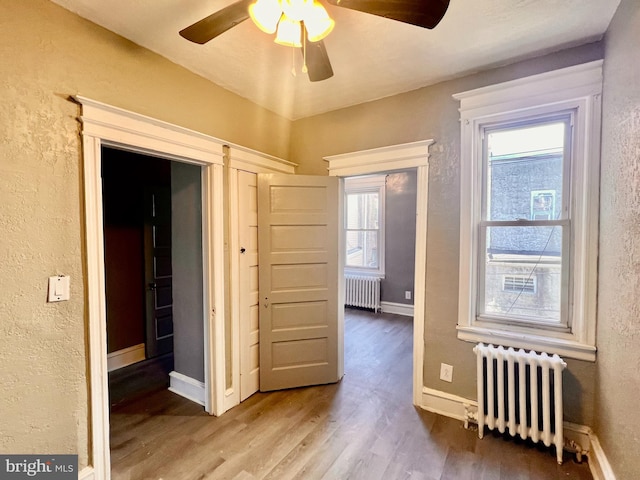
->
[[562, 422, 616, 480], [79, 466, 95, 480], [168, 371, 205, 406], [420, 387, 615, 479], [588, 434, 617, 480], [107, 343, 145, 372], [380, 301, 414, 317], [421, 387, 477, 422], [224, 387, 239, 413]]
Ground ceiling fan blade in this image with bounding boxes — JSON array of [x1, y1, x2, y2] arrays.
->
[[180, 0, 252, 44], [326, 0, 450, 29], [304, 38, 334, 82]]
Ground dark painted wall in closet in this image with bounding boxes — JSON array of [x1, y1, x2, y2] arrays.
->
[[382, 170, 417, 306], [171, 162, 204, 382], [102, 148, 171, 354]]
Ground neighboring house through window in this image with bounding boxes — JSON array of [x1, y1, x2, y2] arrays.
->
[[454, 61, 602, 361], [344, 175, 386, 277], [481, 119, 568, 325]]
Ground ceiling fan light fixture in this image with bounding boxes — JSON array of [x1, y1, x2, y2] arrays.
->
[[181, 0, 450, 84], [248, 0, 282, 34], [280, 0, 314, 21], [303, 2, 335, 42], [274, 16, 303, 47]]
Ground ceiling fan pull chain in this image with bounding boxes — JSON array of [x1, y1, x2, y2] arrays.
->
[[302, 26, 308, 74], [291, 45, 297, 76]]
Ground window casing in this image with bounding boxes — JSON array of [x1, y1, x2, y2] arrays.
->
[[344, 175, 385, 277], [454, 61, 602, 361]]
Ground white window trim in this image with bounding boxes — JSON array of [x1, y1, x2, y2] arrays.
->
[[344, 175, 386, 277], [453, 61, 602, 362]]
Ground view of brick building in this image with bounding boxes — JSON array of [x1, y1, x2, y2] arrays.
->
[[481, 123, 565, 322]]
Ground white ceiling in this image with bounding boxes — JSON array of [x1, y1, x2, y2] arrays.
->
[[51, 0, 620, 120]]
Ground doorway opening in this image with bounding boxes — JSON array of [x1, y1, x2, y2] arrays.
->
[[326, 139, 432, 406], [78, 95, 227, 479], [102, 147, 205, 413], [341, 169, 417, 402], [343, 170, 417, 317]]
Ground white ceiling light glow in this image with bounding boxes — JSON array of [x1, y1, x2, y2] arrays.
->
[[249, 0, 335, 46]]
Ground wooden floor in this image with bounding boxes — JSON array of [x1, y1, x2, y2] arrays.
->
[[109, 309, 593, 480]]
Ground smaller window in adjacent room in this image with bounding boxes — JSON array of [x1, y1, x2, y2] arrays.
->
[[454, 61, 603, 361], [344, 175, 386, 276]]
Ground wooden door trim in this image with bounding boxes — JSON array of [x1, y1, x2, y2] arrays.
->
[[226, 146, 296, 411], [76, 96, 225, 480], [325, 139, 433, 407]]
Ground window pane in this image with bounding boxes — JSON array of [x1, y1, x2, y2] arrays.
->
[[486, 122, 565, 221], [346, 230, 379, 268], [481, 225, 563, 323], [346, 193, 379, 229]]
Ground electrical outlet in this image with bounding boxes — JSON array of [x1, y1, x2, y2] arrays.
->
[[440, 363, 453, 383], [405, 290, 412, 300]]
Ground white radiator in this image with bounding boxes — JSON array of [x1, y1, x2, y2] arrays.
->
[[473, 343, 567, 464], [344, 275, 381, 312]]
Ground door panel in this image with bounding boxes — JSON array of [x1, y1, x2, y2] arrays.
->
[[271, 301, 327, 329], [258, 174, 341, 392], [239, 171, 260, 401], [272, 338, 328, 367], [144, 187, 174, 358]]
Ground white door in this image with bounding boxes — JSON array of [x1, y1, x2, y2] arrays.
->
[[238, 171, 260, 401], [258, 174, 342, 391]]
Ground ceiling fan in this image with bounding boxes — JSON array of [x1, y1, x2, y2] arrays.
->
[[179, 0, 450, 82]]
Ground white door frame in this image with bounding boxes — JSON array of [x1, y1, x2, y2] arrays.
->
[[226, 144, 296, 411], [76, 96, 226, 480], [324, 139, 433, 406]]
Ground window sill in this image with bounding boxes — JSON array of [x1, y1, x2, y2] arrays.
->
[[344, 269, 385, 279], [456, 325, 596, 362]]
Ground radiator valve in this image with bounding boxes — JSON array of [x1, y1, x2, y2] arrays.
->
[[463, 403, 478, 430], [563, 439, 587, 463]]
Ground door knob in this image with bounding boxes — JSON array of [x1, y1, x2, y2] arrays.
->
[[148, 282, 157, 290], [240, 247, 246, 254]]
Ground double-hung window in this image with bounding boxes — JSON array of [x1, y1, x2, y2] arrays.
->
[[344, 175, 385, 276], [454, 61, 602, 361], [479, 117, 570, 327]]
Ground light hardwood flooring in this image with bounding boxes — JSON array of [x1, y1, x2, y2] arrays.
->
[[109, 308, 593, 479]]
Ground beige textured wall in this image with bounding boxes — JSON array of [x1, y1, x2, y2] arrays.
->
[[290, 42, 604, 426], [596, 0, 640, 476], [0, 0, 290, 468]]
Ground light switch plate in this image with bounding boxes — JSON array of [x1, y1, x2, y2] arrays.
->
[[48, 275, 70, 302]]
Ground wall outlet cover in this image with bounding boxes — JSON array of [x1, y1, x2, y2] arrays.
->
[[440, 363, 453, 383]]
